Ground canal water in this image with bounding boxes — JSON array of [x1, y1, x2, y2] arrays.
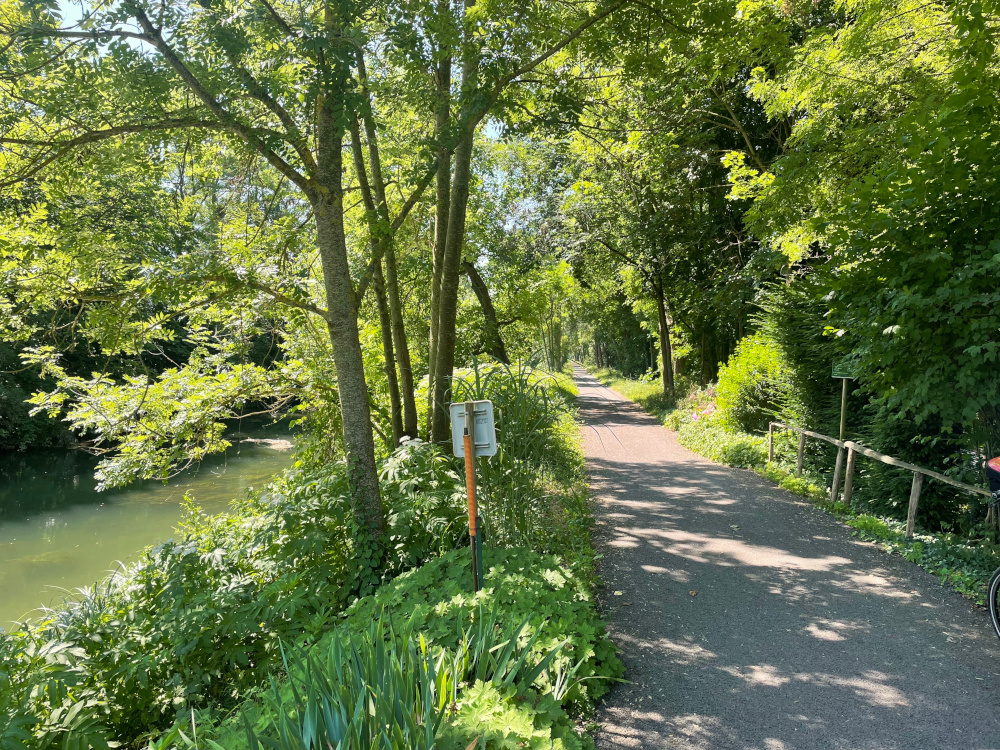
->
[[0, 430, 295, 627]]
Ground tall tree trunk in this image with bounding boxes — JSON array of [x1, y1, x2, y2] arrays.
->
[[428, 32, 452, 439], [374, 262, 403, 446], [383, 241, 418, 438], [462, 259, 509, 364], [430, 0, 477, 444], [544, 317, 555, 371], [313, 201, 383, 540], [315, 76, 383, 547], [352, 79, 420, 441], [655, 280, 675, 396], [431, 126, 473, 442]]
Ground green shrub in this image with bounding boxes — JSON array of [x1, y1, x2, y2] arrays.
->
[[236, 606, 571, 750], [0, 447, 468, 748], [755, 280, 844, 434], [845, 514, 894, 541], [758, 463, 826, 501], [850, 406, 980, 532], [0, 364, 593, 749], [677, 416, 767, 469], [161, 546, 621, 750], [380, 440, 468, 577], [716, 334, 796, 435], [1, 467, 358, 745], [338, 546, 620, 712]]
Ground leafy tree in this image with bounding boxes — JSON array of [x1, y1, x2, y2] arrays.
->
[[0, 0, 630, 555], [733, 0, 1000, 460]]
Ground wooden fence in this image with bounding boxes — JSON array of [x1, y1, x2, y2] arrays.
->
[[768, 421, 990, 538]]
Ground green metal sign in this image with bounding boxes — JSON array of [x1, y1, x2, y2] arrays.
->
[[832, 361, 859, 379]]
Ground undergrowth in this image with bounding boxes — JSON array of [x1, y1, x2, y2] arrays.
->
[[164, 547, 623, 749], [0, 363, 613, 750]]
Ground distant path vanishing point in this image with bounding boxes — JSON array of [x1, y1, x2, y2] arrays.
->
[[574, 364, 1000, 750]]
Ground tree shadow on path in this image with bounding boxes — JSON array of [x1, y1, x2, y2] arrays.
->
[[575, 366, 1000, 750]]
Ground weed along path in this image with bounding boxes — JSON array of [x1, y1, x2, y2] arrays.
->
[[573, 365, 1000, 750]]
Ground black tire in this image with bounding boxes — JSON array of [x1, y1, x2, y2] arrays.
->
[[989, 567, 1000, 640]]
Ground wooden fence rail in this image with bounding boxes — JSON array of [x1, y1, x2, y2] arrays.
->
[[768, 421, 990, 538]]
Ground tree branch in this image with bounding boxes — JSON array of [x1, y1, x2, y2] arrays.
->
[[201, 12, 318, 175], [200, 275, 330, 320], [348, 116, 385, 308], [710, 85, 768, 172], [475, 0, 632, 130], [255, 0, 298, 38], [0, 119, 221, 188], [127, 5, 313, 194], [12, 28, 149, 43]]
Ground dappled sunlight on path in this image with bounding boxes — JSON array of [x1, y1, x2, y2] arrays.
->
[[575, 365, 1000, 750]]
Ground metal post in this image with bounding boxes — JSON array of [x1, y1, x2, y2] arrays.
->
[[906, 472, 924, 538], [768, 423, 774, 463], [475, 512, 484, 584], [463, 402, 480, 592], [796, 432, 806, 477]]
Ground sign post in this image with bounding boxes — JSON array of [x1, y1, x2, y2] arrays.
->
[[831, 361, 858, 503], [831, 361, 859, 441], [451, 400, 496, 592], [462, 406, 480, 591]]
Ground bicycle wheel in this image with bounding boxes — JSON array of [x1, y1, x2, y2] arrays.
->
[[989, 567, 1000, 640]]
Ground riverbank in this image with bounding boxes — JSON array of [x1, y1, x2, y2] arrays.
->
[[0, 428, 295, 626], [0, 364, 621, 750]]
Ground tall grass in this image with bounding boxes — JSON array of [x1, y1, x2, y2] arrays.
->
[[246, 618, 446, 750], [451, 361, 582, 549], [452, 360, 563, 466], [180, 604, 571, 750]]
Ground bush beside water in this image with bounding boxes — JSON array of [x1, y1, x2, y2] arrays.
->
[[0, 364, 613, 750]]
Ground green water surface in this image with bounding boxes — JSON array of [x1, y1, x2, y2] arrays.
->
[[0, 432, 294, 627]]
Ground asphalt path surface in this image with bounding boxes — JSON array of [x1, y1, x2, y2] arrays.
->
[[574, 365, 1000, 750]]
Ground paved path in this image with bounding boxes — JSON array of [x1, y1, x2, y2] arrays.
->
[[575, 365, 1000, 750]]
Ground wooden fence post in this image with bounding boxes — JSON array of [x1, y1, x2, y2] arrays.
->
[[768, 423, 774, 463], [796, 432, 806, 477], [829, 446, 844, 503], [842, 447, 856, 506], [905, 472, 924, 538]]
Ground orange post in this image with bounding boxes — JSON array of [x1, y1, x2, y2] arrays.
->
[[464, 426, 480, 591]]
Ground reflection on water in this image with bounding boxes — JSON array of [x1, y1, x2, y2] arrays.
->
[[0, 429, 295, 627]]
